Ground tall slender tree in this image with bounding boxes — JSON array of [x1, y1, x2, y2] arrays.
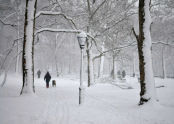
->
[[20, 0, 37, 94], [137, 0, 156, 105]]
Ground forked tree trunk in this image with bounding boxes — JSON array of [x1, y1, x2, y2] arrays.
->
[[20, 0, 37, 95], [138, 0, 156, 105]]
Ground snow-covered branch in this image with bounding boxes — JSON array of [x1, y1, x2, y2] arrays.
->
[[35, 28, 103, 51], [35, 11, 77, 29], [35, 28, 103, 52], [92, 41, 136, 61], [103, 41, 136, 54], [97, 13, 136, 37], [152, 41, 174, 48], [35, 28, 82, 35]]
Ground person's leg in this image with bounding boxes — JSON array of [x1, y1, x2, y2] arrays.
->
[[46, 82, 49, 88], [48, 81, 49, 88]]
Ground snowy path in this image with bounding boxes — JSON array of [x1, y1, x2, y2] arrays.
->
[[33, 78, 75, 124], [0, 75, 174, 124]]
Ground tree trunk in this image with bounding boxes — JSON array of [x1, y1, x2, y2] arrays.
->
[[86, 25, 94, 87], [112, 55, 116, 80], [98, 42, 105, 78], [0, 70, 7, 87], [138, 0, 156, 105], [55, 34, 59, 77], [162, 46, 166, 79], [132, 52, 136, 77], [15, 12, 20, 74], [120, 56, 123, 80], [55, 56, 59, 77], [86, 45, 94, 87], [20, 0, 37, 95]]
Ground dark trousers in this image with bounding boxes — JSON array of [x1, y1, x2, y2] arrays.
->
[[46, 82, 49, 88]]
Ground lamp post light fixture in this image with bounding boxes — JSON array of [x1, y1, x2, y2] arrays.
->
[[77, 31, 87, 105]]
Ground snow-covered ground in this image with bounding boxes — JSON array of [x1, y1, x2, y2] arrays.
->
[[0, 74, 174, 124]]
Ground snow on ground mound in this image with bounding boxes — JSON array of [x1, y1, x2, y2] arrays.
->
[[0, 74, 174, 124]]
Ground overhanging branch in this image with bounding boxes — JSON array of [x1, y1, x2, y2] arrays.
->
[[35, 28, 82, 35], [35, 11, 77, 29], [92, 41, 136, 61]]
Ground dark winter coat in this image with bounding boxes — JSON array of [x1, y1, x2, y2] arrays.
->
[[44, 72, 51, 83]]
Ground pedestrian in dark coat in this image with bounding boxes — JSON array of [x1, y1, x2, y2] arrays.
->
[[44, 71, 51, 88], [37, 70, 41, 78]]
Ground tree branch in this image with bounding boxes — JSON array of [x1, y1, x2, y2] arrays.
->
[[2, 12, 16, 21], [2, 37, 23, 55], [87, 0, 91, 16], [87, 33, 102, 53], [96, 13, 136, 37], [0, 18, 17, 27], [90, 0, 107, 20], [132, 27, 139, 43], [152, 41, 174, 48], [35, 11, 77, 29], [35, 28, 82, 35], [103, 41, 136, 54], [92, 41, 136, 61]]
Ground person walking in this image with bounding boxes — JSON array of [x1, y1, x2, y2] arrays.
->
[[44, 71, 51, 88], [37, 70, 41, 78]]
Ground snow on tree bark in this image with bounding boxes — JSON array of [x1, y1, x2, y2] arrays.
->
[[20, 0, 37, 95], [138, 0, 156, 105]]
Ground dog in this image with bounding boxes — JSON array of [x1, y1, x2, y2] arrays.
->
[[52, 80, 56, 87]]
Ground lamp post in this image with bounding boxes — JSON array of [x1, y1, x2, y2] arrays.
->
[[77, 31, 87, 105]]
